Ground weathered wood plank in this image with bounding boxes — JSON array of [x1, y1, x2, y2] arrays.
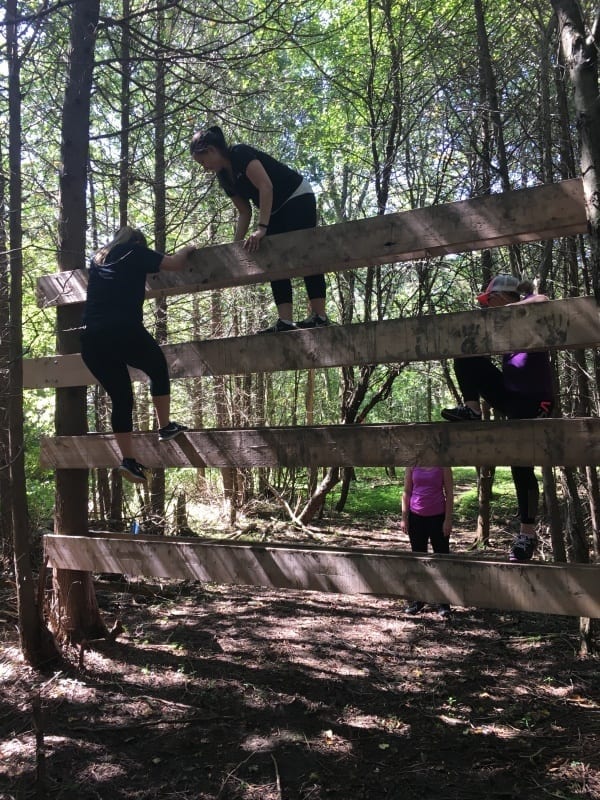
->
[[39, 418, 600, 469], [36, 179, 586, 307], [23, 297, 600, 389], [44, 533, 600, 617]]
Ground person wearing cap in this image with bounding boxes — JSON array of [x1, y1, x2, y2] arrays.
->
[[190, 125, 330, 334], [81, 226, 196, 483], [441, 275, 554, 563]]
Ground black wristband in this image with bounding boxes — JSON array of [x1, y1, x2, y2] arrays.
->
[[258, 223, 268, 229]]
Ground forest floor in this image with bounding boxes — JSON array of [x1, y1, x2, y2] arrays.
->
[[1, 516, 599, 800]]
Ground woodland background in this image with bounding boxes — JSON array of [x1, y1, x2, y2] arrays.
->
[[1, 0, 600, 563], [1, 3, 600, 798]]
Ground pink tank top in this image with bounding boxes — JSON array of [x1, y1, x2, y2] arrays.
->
[[409, 467, 445, 516]]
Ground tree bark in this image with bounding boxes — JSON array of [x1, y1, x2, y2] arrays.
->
[[551, 0, 600, 651], [53, 0, 106, 644], [551, 1, 600, 297], [6, 0, 60, 666]]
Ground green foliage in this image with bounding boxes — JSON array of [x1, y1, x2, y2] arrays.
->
[[328, 466, 521, 525], [3, 0, 592, 531], [23, 391, 56, 526]]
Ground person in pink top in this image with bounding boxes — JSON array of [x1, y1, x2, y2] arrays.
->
[[400, 466, 454, 617]]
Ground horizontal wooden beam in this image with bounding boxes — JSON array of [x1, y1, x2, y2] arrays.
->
[[39, 418, 600, 469], [44, 533, 600, 617], [36, 179, 586, 308], [23, 297, 600, 389]]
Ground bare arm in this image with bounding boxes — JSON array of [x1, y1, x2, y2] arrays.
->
[[508, 293, 550, 306], [442, 467, 453, 536], [400, 468, 413, 532], [159, 245, 196, 272], [243, 159, 274, 253], [231, 195, 253, 241]]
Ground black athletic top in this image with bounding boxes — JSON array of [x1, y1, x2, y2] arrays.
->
[[83, 243, 163, 331], [217, 144, 303, 213]]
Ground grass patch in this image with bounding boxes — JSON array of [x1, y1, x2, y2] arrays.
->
[[328, 466, 525, 525]]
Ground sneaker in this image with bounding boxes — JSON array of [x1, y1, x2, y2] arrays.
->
[[296, 313, 332, 329], [509, 534, 538, 562], [437, 604, 451, 618], [405, 601, 425, 615], [118, 458, 148, 484], [158, 421, 188, 442], [537, 400, 553, 418], [440, 405, 482, 422], [257, 318, 299, 334]]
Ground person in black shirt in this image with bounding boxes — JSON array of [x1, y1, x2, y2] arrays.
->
[[190, 125, 330, 333], [81, 226, 195, 483]]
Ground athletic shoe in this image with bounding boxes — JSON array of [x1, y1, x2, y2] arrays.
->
[[119, 458, 148, 484], [296, 313, 332, 329], [158, 421, 188, 441], [257, 318, 298, 334], [537, 400, 553, 418], [437, 604, 451, 618], [509, 534, 537, 562], [405, 601, 425, 615], [440, 405, 482, 422]]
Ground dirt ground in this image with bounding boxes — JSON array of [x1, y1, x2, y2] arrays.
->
[[1, 519, 599, 800]]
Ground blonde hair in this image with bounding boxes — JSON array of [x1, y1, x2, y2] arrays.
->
[[93, 226, 147, 265]]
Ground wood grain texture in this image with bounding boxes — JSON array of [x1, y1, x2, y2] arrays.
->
[[36, 179, 587, 307], [44, 533, 600, 617], [40, 418, 600, 469], [24, 297, 600, 388]]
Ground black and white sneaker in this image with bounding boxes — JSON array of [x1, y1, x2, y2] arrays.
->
[[257, 318, 299, 334], [405, 601, 425, 615], [441, 405, 482, 422], [158, 421, 188, 442], [509, 534, 537, 562], [297, 313, 332, 329], [119, 458, 148, 484]]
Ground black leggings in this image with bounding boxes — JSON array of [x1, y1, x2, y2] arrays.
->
[[407, 512, 449, 554], [453, 356, 553, 524], [81, 325, 169, 433], [266, 192, 326, 307]]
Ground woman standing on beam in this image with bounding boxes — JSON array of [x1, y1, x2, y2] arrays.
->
[[81, 226, 195, 483], [441, 274, 554, 563], [190, 125, 330, 334]]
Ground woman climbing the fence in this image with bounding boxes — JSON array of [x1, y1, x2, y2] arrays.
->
[[441, 274, 554, 562], [81, 226, 195, 483], [190, 125, 330, 333]]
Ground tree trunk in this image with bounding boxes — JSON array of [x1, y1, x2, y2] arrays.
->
[[6, 0, 60, 666], [149, 3, 167, 532], [551, 2, 600, 653], [0, 141, 11, 562], [475, 466, 494, 546], [542, 466, 566, 562], [559, 467, 589, 563], [53, 0, 106, 644], [551, 1, 600, 297]]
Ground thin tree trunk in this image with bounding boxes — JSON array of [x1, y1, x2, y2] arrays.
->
[[551, 2, 600, 296], [0, 141, 11, 561], [6, 0, 60, 665], [542, 466, 566, 562], [149, 3, 167, 532]]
